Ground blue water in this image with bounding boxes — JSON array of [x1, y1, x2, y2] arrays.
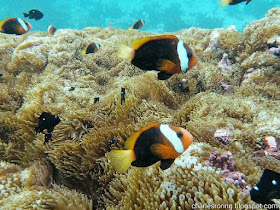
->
[[0, 0, 279, 33]]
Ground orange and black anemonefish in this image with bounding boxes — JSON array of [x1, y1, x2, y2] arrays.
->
[[80, 42, 100, 56], [0, 17, 32, 35], [128, 19, 145, 30], [116, 35, 198, 80], [108, 123, 193, 173], [219, 0, 252, 7], [47, 25, 57, 35]]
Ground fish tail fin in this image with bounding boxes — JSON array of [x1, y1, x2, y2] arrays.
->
[[80, 50, 86, 57], [219, 0, 232, 7], [108, 149, 136, 173], [116, 43, 135, 59], [23, 13, 29, 17]]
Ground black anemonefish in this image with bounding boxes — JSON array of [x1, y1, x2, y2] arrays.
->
[[80, 42, 100, 56], [250, 169, 280, 205], [116, 35, 198, 80], [47, 25, 57, 35], [0, 17, 32, 35], [128, 19, 145, 30], [108, 123, 193, 173], [219, 0, 252, 7]]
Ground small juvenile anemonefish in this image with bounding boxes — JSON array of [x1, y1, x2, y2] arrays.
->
[[116, 35, 198, 80], [219, 0, 252, 7], [108, 123, 193, 173], [80, 42, 100, 56], [128, 19, 145, 30], [0, 17, 32, 35], [47, 25, 57, 35]]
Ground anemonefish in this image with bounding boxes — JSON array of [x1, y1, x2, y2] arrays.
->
[[108, 123, 193, 173], [80, 42, 100, 56], [0, 17, 32, 35], [116, 35, 198, 80], [128, 19, 145, 30], [219, 0, 252, 7], [250, 169, 280, 205], [47, 25, 57, 35]]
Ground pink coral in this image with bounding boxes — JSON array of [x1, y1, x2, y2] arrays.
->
[[266, 34, 280, 56], [253, 136, 280, 159], [214, 129, 231, 144], [240, 68, 257, 86], [208, 151, 247, 187], [218, 53, 232, 72]]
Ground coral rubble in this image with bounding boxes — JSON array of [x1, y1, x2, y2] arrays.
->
[[0, 8, 280, 209]]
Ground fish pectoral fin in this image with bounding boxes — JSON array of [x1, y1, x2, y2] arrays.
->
[[219, 0, 232, 7], [157, 59, 176, 73], [160, 159, 174, 170], [116, 43, 135, 59], [108, 149, 136, 173], [150, 143, 173, 159], [157, 71, 173, 80]]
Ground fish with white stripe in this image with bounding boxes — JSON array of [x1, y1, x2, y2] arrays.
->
[[0, 17, 32, 35], [108, 123, 193, 173], [116, 35, 198, 80]]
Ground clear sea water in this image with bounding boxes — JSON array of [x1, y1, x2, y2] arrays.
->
[[0, 0, 279, 33]]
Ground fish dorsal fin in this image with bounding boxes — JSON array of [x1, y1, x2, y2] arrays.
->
[[131, 35, 178, 50], [160, 159, 174, 170], [150, 143, 177, 159], [125, 123, 160, 149], [219, 0, 232, 7], [108, 149, 136, 173]]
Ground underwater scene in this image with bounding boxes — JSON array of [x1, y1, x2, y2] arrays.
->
[[0, 0, 280, 209]]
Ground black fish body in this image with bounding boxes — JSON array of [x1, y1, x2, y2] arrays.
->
[[250, 169, 280, 207], [229, 0, 251, 5], [23, 9, 44, 20], [35, 112, 61, 133], [132, 38, 180, 72], [219, 0, 252, 7]]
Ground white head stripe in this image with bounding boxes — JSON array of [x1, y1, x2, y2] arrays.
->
[[177, 40, 189, 72], [272, 180, 277, 185], [160, 124, 184, 153], [95, 43, 100, 50], [17, 18, 28, 31]]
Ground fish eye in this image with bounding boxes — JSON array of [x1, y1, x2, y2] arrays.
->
[[187, 52, 193, 58], [177, 132, 183, 138]]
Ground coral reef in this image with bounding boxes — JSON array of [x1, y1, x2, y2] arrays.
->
[[0, 8, 280, 209]]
